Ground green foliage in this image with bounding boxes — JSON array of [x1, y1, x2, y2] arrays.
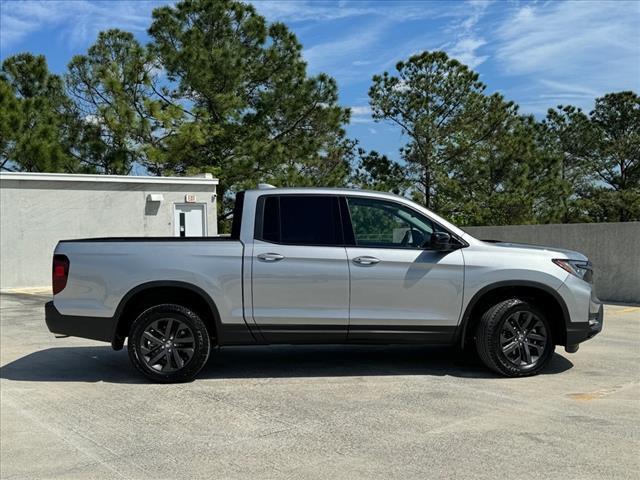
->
[[350, 148, 409, 195], [587, 92, 640, 221], [1, 54, 81, 172], [539, 92, 640, 222], [0, 1, 637, 226], [368, 51, 519, 221], [442, 115, 554, 226], [537, 104, 595, 222], [66, 29, 176, 175], [148, 0, 350, 226], [369, 50, 639, 224], [0, 77, 20, 169]]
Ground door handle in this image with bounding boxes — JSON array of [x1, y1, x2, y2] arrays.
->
[[353, 256, 380, 266], [257, 252, 284, 262]]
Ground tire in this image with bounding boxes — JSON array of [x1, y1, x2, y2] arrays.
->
[[128, 304, 211, 383], [475, 298, 555, 377]]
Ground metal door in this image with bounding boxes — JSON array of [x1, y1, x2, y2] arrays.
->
[[174, 204, 206, 237]]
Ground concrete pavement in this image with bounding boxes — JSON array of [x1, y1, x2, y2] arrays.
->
[[1, 293, 638, 479]]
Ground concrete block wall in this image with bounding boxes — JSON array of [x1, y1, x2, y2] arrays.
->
[[0, 173, 218, 289], [464, 222, 640, 304]]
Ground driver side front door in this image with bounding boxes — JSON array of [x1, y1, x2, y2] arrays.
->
[[344, 196, 464, 343]]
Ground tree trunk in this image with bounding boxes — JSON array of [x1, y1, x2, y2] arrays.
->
[[424, 166, 431, 209]]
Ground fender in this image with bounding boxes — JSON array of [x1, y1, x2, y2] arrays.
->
[[111, 280, 257, 349], [456, 280, 571, 349]]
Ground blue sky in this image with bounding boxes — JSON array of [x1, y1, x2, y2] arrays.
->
[[1, 0, 639, 162]]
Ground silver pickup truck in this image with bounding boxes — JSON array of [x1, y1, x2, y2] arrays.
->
[[46, 187, 603, 382]]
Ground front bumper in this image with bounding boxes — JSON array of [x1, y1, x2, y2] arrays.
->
[[45, 301, 115, 342], [565, 297, 604, 350]]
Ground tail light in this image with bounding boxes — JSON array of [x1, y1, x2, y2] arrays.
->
[[52, 255, 69, 295]]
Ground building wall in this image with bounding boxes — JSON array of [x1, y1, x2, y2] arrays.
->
[[0, 173, 218, 289], [464, 222, 640, 304]]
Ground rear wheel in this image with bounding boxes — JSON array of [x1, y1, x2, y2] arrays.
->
[[475, 298, 554, 377], [128, 304, 211, 383]]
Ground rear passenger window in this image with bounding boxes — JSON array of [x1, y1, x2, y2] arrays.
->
[[258, 195, 342, 246]]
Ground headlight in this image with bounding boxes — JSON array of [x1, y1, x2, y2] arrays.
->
[[553, 259, 593, 283]]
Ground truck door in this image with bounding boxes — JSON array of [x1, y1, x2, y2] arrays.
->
[[251, 194, 350, 343], [343, 196, 464, 343]]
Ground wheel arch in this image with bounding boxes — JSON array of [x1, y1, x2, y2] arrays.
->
[[110, 281, 222, 350], [457, 280, 570, 349]]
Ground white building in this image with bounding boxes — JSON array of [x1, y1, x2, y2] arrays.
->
[[0, 172, 219, 289]]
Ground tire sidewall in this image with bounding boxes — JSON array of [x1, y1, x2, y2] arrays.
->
[[128, 304, 210, 383]]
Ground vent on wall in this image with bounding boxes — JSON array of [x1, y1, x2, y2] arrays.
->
[[146, 193, 164, 202]]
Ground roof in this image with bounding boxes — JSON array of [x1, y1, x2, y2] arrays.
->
[[241, 186, 472, 241], [245, 186, 404, 199], [0, 172, 219, 186]]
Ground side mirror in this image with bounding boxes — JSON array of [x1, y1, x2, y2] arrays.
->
[[429, 232, 452, 250]]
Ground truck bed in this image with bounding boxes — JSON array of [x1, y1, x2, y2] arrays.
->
[[59, 236, 236, 242], [53, 238, 246, 329]]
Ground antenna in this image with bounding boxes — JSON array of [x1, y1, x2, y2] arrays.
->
[[257, 183, 276, 189]]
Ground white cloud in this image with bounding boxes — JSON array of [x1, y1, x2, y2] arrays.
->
[[352, 59, 376, 66], [299, 2, 491, 84], [0, 0, 171, 51], [1, 1, 68, 47], [448, 37, 488, 68], [351, 116, 374, 124], [496, 2, 639, 86], [442, 0, 491, 68], [494, 0, 640, 114], [350, 105, 373, 124], [257, 0, 472, 83], [350, 106, 372, 116], [303, 19, 390, 72], [538, 80, 599, 98], [252, 0, 441, 23]]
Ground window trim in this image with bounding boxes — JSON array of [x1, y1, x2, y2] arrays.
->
[[230, 191, 245, 240], [254, 193, 346, 247], [342, 195, 468, 250]]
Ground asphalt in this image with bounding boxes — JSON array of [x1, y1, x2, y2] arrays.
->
[[1, 292, 638, 479]]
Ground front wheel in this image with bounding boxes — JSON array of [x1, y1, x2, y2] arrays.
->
[[475, 299, 555, 377], [128, 304, 211, 383]]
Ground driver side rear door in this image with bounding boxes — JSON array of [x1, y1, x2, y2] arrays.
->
[[251, 194, 350, 343]]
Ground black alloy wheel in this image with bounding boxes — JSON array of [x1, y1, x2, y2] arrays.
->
[[476, 298, 555, 377], [499, 310, 548, 369], [128, 304, 211, 383], [139, 318, 196, 372]]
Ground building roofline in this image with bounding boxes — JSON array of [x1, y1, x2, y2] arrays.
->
[[0, 171, 219, 186]]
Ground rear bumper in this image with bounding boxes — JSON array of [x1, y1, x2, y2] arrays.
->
[[565, 298, 604, 348], [45, 301, 115, 342]]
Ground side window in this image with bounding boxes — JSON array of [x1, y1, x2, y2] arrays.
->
[[258, 195, 342, 246], [261, 196, 279, 242], [346, 197, 435, 249]]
